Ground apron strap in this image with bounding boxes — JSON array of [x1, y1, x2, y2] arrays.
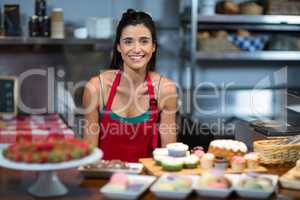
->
[[146, 74, 159, 149], [104, 70, 122, 112], [146, 74, 158, 116]]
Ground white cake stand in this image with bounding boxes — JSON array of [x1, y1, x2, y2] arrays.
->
[[0, 147, 102, 197]]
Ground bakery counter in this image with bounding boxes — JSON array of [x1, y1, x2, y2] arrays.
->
[[1, 167, 299, 200]]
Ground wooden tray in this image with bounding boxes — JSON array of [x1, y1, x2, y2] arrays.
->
[[280, 167, 300, 190], [139, 158, 267, 176]]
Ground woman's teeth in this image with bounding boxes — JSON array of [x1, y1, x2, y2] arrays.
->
[[129, 55, 144, 61]]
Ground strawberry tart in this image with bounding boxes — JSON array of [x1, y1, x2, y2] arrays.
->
[[3, 138, 92, 163]]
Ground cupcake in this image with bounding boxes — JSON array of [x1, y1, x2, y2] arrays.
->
[[184, 154, 200, 169], [192, 146, 205, 159], [214, 156, 228, 170], [201, 153, 215, 170], [153, 148, 168, 157], [231, 156, 246, 171], [245, 152, 260, 169], [153, 148, 169, 165], [153, 155, 168, 166], [167, 143, 189, 157], [161, 157, 183, 171]]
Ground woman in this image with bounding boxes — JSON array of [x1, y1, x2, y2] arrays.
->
[[83, 9, 177, 162]]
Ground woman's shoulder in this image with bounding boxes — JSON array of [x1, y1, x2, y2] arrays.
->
[[85, 70, 117, 89], [99, 70, 118, 79], [149, 72, 177, 98]]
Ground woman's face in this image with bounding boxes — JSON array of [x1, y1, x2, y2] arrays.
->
[[117, 24, 156, 71]]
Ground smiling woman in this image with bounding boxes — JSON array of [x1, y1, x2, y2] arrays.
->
[[82, 9, 177, 162]]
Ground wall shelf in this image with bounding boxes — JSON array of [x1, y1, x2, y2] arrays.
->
[[0, 37, 113, 49], [196, 15, 300, 25], [196, 51, 300, 61]]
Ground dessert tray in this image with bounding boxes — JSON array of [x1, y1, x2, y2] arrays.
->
[[100, 174, 156, 200], [139, 158, 267, 176], [79, 160, 144, 178], [0, 147, 102, 197]]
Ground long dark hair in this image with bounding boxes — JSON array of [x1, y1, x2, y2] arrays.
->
[[110, 9, 157, 71]]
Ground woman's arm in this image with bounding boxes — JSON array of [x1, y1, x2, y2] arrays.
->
[[82, 77, 101, 148], [158, 77, 177, 147]]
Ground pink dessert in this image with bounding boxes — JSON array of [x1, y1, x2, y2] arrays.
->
[[109, 172, 129, 186], [193, 149, 205, 159]]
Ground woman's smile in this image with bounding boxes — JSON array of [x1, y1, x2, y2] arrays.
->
[[128, 54, 145, 63]]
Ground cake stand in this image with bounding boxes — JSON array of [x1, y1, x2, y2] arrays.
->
[[0, 147, 102, 197]]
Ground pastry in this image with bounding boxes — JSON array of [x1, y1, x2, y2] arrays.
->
[[161, 157, 183, 171], [245, 152, 260, 169], [167, 143, 189, 157], [216, 0, 240, 14], [208, 139, 247, 160], [231, 156, 246, 171], [201, 153, 215, 170], [240, 2, 263, 15], [153, 148, 168, 157], [153, 148, 169, 165], [184, 154, 200, 169]]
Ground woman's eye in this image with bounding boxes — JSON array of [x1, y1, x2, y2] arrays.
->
[[124, 40, 132, 44], [141, 39, 150, 44]]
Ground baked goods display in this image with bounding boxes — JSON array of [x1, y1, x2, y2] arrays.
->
[[141, 141, 266, 175], [208, 139, 248, 160], [3, 138, 92, 163]]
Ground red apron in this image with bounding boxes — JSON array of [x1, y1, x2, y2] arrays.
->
[[98, 70, 159, 162]]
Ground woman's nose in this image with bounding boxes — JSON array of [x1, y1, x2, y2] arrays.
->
[[132, 42, 141, 52]]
